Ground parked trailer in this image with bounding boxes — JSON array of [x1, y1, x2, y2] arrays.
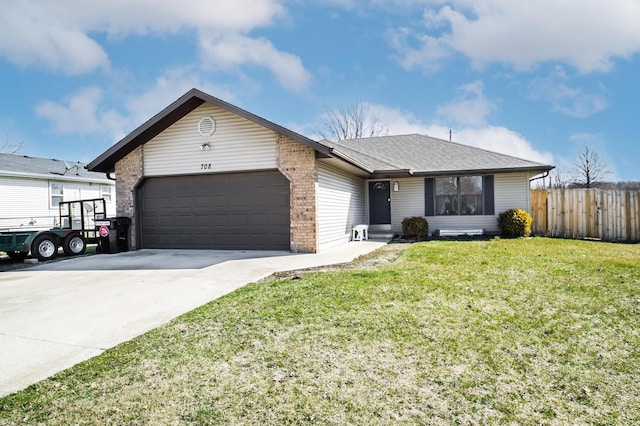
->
[[0, 198, 107, 261]]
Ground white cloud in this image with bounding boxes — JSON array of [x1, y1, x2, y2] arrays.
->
[[91, 0, 284, 35], [123, 68, 237, 129], [35, 87, 128, 140], [453, 126, 554, 165], [35, 69, 236, 143], [0, 1, 310, 92], [530, 67, 608, 118], [199, 34, 312, 92], [389, 0, 640, 73], [369, 104, 433, 136], [0, 3, 109, 74], [388, 27, 452, 73], [436, 80, 495, 126]]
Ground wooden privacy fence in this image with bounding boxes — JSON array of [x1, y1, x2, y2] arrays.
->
[[531, 189, 640, 242]]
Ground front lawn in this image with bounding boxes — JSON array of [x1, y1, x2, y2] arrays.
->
[[1, 238, 639, 425]]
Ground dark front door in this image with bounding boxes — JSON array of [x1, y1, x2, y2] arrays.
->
[[369, 181, 391, 224]]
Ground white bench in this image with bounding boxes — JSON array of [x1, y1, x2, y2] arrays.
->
[[351, 224, 369, 241], [438, 229, 484, 237]]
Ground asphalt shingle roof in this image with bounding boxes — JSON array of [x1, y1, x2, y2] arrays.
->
[[0, 153, 110, 181], [327, 134, 553, 175]]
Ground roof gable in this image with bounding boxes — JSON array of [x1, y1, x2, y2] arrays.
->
[[87, 88, 331, 172]]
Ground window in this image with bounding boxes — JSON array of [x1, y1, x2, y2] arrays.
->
[[458, 176, 483, 215], [425, 175, 494, 216], [100, 185, 112, 201], [435, 177, 459, 215], [50, 182, 63, 207]]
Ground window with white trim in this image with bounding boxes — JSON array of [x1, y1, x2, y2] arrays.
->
[[50, 182, 63, 207], [100, 185, 112, 201]]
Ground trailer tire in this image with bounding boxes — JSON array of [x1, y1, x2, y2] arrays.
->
[[63, 234, 86, 256], [31, 235, 58, 261]]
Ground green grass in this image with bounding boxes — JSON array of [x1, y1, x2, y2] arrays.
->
[[1, 238, 639, 425]]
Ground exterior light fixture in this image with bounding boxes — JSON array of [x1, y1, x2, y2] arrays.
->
[[200, 142, 211, 151], [393, 181, 399, 192]]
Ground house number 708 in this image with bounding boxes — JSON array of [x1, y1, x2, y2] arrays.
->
[[201, 163, 212, 170]]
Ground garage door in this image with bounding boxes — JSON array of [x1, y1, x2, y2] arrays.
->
[[139, 171, 290, 250]]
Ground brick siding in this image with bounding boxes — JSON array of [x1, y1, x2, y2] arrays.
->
[[277, 135, 318, 253], [114, 146, 143, 249]]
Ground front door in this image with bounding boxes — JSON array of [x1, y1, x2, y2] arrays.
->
[[369, 181, 391, 224]]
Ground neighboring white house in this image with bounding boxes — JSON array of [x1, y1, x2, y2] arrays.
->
[[0, 153, 116, 232], [87, 88, 553, 253]]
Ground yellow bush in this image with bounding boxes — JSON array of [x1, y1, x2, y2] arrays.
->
[[498, 209, 532, 237]]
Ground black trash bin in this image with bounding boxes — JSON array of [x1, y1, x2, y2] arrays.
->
[[98, 217, 130, 254]]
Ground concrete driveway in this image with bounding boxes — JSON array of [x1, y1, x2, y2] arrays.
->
[[0, 240, 388, 397]]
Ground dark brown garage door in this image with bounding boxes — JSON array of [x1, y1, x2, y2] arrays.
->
[[139, 171, 290, 250]]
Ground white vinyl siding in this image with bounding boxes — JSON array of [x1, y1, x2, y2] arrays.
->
[[0, 176, 115, 231], [378, 173, 531, 235], [144, 103, 277, 176], [389, 178, 424, 232], [494, 172, 531, 214], [317, 164, 365, 251]]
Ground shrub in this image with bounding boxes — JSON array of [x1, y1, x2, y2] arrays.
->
[[498, 209, 532, 237], [401, 216, 429, 239]]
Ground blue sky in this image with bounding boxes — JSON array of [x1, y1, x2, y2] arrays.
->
[[1, 0, 639, 181]]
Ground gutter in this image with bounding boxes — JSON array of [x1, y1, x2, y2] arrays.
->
[[0, 170, 113, 184], [369, 169, 414, 179], [413, 165, 555, 177]]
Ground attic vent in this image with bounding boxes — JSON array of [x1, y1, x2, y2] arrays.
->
[[197, 116, 216, 137]]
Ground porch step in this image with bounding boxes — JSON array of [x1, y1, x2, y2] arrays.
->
[[368, 233, 395, 240], [364, 224, 393, 240]]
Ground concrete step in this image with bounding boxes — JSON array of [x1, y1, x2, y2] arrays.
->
[[368, 233, 394, 240]]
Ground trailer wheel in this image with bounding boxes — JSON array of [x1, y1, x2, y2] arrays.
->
[[63, 234, 86, 256], [31, 235, 58, 261]]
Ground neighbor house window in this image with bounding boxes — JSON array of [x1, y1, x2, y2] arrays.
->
[[50, 182, 63, 207], [100, 185, 112, 201], [425, 175, 494, 216]]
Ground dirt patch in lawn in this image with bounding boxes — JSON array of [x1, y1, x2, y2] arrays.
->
[[268, 242, 410, 280]]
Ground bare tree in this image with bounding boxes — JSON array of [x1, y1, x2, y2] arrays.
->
[[550, 169, 573, 188], [574, 145, 610, 188], [0, 132, 25, 154], [318, 103, 389, 141]]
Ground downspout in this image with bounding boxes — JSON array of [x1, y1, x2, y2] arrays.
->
[[529, 171, 550, 236], [529, 170, 549, 184], [106, 172, 116, 181], [529, 170, 549, 182]]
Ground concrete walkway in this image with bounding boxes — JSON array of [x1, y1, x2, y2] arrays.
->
[[0, 240, 387, 397]]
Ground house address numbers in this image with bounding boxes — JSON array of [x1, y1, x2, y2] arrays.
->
[[201, 163, 212, 170]]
